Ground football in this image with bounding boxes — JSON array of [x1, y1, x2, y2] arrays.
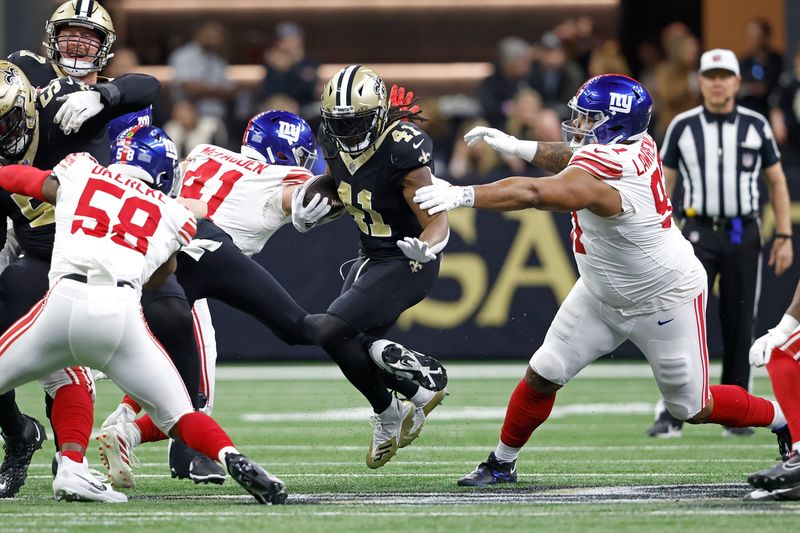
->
[[301, 174, 346, 220]]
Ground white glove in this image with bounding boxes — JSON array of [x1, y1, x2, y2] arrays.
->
[[413, 183, 474, 215], [396, 237, 437, 263], [749, 314, 800, 367], [291, 187, 331, 233], [54, 90, 105, 135], [463, 126, 539, 162]]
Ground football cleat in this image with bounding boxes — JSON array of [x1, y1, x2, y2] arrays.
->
[[100, 403, 137, 431], [645, 408, 683, 438], [0, 415, 47, 498], [747, 453, 800, 492], [774, 424, 793, 461], [52, 452, 109, 483], [400, 388, 448, 448], [367, 398, 415, 469], [369, 340, 448, 391], [225, 453, 287, 504], [169, 439, 226, 485], [96, 421, 137, 489], [743, 485, 800, 501], [53, 456, 127, 503], [457, 452, 518, 487]]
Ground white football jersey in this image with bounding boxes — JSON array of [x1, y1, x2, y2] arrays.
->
[[182, 144, 312, 256], [567, 135, 706, 315], [49, 153, 197, 290]]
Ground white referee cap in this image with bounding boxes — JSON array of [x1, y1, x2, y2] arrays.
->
[[699, 49, 740, 76]]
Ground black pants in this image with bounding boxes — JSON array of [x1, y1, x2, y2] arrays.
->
[[682, 217, 761, 389], [175, 219, 309, 345]]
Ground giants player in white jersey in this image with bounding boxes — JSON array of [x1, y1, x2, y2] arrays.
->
[[412, 74, 791, 486], [0, 129, 287, 504]]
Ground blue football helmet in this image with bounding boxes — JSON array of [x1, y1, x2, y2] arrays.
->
[[561, 74, 653, 149], [107, 106, 153, 149], [241, 110, 316, 169], [111, 125, 181, 197]]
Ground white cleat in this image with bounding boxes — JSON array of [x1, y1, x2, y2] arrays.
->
[[400, 388, 448, 448], [366, 398, 415, 469], [96, 421, 137, 489], [53, 456, 127, 503], [100, 403, 137, 432]]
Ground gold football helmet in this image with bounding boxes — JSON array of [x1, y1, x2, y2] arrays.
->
[[321, 66, 388, 155], [45, 0, 116, 77], [0, 61, 37, 161]]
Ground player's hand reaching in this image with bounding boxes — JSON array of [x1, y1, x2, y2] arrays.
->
[[413, 182, 474, 215], [749, 314, 800, 366], [396, 237, 436, 262], [54, 90, 105, 135], [291, 187, 331, 233], [463, 126, 539, 162]]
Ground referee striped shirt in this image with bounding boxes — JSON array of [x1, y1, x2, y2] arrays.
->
[[661, 105, 781, 217]]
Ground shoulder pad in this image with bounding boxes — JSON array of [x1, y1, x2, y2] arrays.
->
[[568, 145, 624, 180], [186, 144, 216, 161], [387, 121, 434, 172]]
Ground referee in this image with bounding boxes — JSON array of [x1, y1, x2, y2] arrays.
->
[[646, 49, 793, 438]]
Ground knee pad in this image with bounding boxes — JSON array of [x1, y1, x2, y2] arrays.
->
[[529, 347, 570, 386]]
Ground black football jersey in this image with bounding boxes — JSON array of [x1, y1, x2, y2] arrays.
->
[[0, 51, 160, 259], [322, 120, 435, 259]]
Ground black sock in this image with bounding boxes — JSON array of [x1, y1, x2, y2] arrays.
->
[[0, 390, 27, 438]]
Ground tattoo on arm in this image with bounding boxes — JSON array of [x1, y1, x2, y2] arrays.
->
[[532, 143, 572, 174]]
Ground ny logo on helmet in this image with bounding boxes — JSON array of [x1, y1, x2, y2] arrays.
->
[[277, 121, 302, 144], [609, 92, 633, 114]]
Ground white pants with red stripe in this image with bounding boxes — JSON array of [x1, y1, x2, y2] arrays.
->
[[0, 279, 194, 432], [529, 277, 710, 420], [191, 298, 217, 414]]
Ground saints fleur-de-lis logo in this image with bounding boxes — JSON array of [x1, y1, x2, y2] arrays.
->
[[418, 150, 430, 165], [1, 67, 19, 87], [409, 260, 423, 273]]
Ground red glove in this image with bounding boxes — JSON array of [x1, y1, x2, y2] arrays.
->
[[389, 84, 420, 120]]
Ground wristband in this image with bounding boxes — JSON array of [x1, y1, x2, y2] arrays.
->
[[775, 313, 800, 336], [514, 140, 539, 162], [774, 233, 792, 240], [462, 186, 475, 208]]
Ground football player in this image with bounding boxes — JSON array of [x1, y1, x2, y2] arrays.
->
[[412, 74, 792, 486], [297, 66, 450, 469], [744, 284, 800, 500], [0, 129, 287, 505]]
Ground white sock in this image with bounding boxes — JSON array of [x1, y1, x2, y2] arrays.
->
[[410, 387, 434, 410], [377, 397, 400, 417], [218, 445, 240, 464], [770, 401, 787, 430], [126, 422, 142, 448], [494, 441, 521, 463], [793, 442, 800, 453]]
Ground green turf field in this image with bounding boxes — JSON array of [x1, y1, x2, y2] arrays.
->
[[1, 362, 798, 531]]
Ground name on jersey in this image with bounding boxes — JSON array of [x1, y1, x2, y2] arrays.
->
[[90, 165, 166, 203], [631, 136, 657, 176], [200, 146, 270, 174]]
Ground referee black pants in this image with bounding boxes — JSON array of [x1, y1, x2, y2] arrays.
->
[[682, 218, 761, 390]]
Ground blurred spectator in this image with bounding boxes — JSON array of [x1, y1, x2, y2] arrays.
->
[[418, 97, 457, 172], [636, 40, 663, 91], [477, 37, 533, 128], [587, 39, 631, 78], [553, 16, 597, 73], [651, 32, 700, 142], [770, 50, 800, 166], [447, 118, 512, 182], [168, 22, 236, 119], [529, 31, 585, 119], [163, 99, 229, 158], [257, 22, 319, 112], [504, 89, 561, 175], [258, 94, 301, 116], [739, 18, 783, 117], [104, 47, 141, 79]]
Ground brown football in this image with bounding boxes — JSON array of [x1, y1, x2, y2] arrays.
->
[[301, 174, 346, 220]]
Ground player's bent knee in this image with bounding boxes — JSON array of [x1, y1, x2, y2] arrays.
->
[[313, 313, 358, 350], [529, 348, 570, 388], [524, 365, 561, 394]]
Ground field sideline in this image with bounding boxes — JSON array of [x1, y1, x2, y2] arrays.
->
[[1, 362, 797, 532]]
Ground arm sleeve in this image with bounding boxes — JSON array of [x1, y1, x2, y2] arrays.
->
[[568, 147, 624, 180], [0, 166, 51, 201], [93, 74, 161, 118], [758, 117, 781, 167], [390, 123, 435, 173], [661, 119, 684, 169]]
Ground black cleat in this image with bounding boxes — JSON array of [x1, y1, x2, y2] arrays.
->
[[0, 415, 47, 498], [645, 409, 683, 438], [225, 453, 287, 504], [457, 452, 517, 487], [369, 340, 448, 391], [169, 439, 226, 485], [747, 452, 800, 492], [773, 425, 793, 461]]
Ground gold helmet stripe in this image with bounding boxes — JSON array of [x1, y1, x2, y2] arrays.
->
[[76, 0, 95, 17], [336, 64, 360, 108]]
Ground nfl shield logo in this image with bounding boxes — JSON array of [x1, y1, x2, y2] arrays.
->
[[743, 153, 754, 167]]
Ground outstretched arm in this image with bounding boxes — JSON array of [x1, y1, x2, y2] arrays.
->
[[0, 165, 59, 204], [463, 126, 573, 174]]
